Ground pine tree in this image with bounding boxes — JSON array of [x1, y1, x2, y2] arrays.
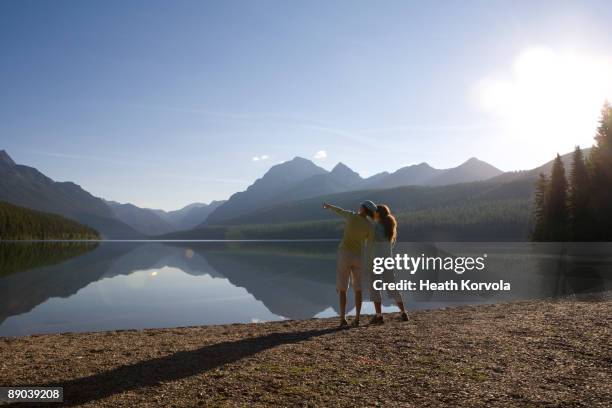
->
[[547, 154, 569, 241], [531, 173, 549, 241], [568, 146, 590, 240], [589, 101, 612, 239]]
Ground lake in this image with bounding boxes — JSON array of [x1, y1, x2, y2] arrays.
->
[[1, 241, 611, 337]]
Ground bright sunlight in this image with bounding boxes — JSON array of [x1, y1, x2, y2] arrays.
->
[[478, 47, 612, 166]]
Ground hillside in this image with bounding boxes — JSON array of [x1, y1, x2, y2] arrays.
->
[[106, 200, 226, 236], [428, 157, 503, 185], [163, 170, 539, 241], [0, 201, 100, 240], [0, 150, 140, 238], [211, 175, 535, 227], [157, 201, 225, 230], [206, 157, 328, 224], [279, 163, 362, 202], [488, 148, 593, 184], [163, 198, 530, 242], [106, 201, 176, 236]]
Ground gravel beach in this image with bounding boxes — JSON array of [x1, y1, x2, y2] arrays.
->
[[1, 295, 610, 407]]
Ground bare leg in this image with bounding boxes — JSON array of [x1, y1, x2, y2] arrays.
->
[[374, 301, 382, 315], [338, 290, 347, 322], [397, 301, 408, 321], [354, 289, 362, 323]]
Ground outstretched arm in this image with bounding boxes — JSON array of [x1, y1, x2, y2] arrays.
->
[[322, 203, 351, 219]]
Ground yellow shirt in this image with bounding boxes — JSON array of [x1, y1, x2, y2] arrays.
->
[[327, 205, 374, 255]]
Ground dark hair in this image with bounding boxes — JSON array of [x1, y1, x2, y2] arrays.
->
[[361, 205, 375, 218], [376, 204, 397, 242]]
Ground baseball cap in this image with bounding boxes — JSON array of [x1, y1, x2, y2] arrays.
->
[[360, 200, 377, 213]]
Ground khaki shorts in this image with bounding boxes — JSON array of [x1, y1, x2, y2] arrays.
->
[[336, 249, 362, 291]]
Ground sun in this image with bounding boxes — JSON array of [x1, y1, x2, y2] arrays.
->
[[477, 47, 612, 167]]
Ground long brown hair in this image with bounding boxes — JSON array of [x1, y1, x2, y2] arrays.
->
[[376, 204, 397, 242]]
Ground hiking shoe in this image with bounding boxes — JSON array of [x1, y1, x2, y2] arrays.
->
[[400, 312, 408, 321], [339, 318, 349, 328], [368, 315, 384, 325], [351, 318, 360, 327]]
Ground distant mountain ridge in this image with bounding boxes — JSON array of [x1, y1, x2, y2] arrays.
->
[[360, 162, 443, 189], [0, 150, 16, 167], [156, 201, 225, 230], [205, 156, 503, 225], [428, 157, 503, 186], [0, 150, 228, 238], [206, 157, 328, 224], [0, 149, 521, 239], [0, 150, 140, 238], [279, 162, 362, 203], [168, 148, 587, 240], [360, 158, 502, 189], [105, 201, 175, 236], [106, 200, 225, 236], [491, 148, 592, 184]]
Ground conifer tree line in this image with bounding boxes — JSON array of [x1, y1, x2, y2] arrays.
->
[[532, 101, 612, 241], [0, 201, 100, 240]]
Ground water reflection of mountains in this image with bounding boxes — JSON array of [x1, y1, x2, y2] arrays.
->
[[1, 241, 611, 326], [0, 242, 345, 324]]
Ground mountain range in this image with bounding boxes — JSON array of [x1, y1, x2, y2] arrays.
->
[[165, 149, 587, 241], [1, 148, 575, 240], [0, 150, 141, 238], [105, 200, 225, 236], [204, 156, 503, 225], [0, 150, 222, 238]]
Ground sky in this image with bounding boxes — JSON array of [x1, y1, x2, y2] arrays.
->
[[1, 0, 612, 210]]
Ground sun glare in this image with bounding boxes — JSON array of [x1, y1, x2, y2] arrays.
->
[[478, 47, 612, 166]]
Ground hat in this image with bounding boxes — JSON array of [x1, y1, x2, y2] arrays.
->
[[360, 200, 377, 213]]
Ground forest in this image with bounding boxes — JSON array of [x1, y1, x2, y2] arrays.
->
[[164, 197, 531, 241], [0, 201, 100, 241], [532, 102, 612, 241]]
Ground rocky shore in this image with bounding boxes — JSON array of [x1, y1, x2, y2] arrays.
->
[[1, 295, 610, 407]]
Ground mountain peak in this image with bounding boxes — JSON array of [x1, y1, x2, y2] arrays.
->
[[330, 162, 361, 182], [0, 150, 16, 167], [270, 156, 318, 171], [288, 156, 311, 163], [426, 157, 502, 186], [331, 162, 352, 173], [457, 157, 501, 171]]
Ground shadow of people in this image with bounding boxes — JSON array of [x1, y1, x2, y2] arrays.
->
[[37, 326, 340, 406]]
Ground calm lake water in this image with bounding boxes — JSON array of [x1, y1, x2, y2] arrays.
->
[[1, 241, 611, 337]]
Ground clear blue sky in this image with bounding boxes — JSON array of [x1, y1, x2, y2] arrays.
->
[[2, 1, 612, 210]]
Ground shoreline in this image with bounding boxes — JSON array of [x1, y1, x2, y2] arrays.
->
[[1, 296, 610, 406]]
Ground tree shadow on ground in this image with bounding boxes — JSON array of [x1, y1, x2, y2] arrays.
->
[[37, 327, 340, 406]]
